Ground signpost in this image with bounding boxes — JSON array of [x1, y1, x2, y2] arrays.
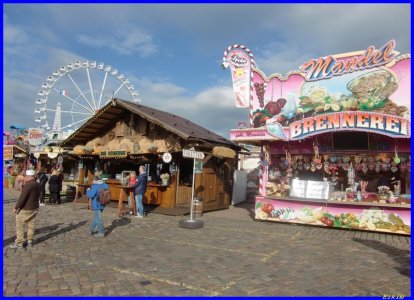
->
[[179, 149, 205, 229]]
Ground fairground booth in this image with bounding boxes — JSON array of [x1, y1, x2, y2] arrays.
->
[[61, 98, 241, 214], [223, 40, 411, 235]]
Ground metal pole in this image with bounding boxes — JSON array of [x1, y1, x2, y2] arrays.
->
[[190, 157, 196, 221]]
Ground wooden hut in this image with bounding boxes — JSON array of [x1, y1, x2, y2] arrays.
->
[[61, 98, 241, 213]]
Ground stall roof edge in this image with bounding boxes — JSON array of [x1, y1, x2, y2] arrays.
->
[[61, 98, 241, 151]]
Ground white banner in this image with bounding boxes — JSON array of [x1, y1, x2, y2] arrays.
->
[[224, 47, 253, 108]]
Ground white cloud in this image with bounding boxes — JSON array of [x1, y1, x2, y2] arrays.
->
[[132, 77, 247, 137], [77, 28, 158, 57]]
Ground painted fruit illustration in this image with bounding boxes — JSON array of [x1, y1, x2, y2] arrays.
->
[[261, 203, 275, 215], [264, 98, 287, 116]]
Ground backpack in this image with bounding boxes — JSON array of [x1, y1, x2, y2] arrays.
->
[[99, 188, 111, 205]]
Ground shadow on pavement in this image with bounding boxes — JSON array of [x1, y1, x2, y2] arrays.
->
[[3, 223, 64, 247], [3, 198, 20, 204], [105, 217, 131, 236], [35, 220, 88, 244], [352, 238, 410, 277], [4, 221, 88, 247], [233, 201, 256, 220]]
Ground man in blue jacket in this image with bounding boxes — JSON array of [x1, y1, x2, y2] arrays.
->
[[130, 166, 148, 218], [86, 176, 109, 237]]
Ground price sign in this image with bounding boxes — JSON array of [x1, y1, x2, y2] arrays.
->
[[162, 152, 172, 163]]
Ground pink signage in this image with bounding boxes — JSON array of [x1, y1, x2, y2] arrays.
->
[[224, 41, 411, 140]]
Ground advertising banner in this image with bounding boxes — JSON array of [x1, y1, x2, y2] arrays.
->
[[3, 146, 13, 161], [28, 128, 47, 146], [222, 45, 256, 108]]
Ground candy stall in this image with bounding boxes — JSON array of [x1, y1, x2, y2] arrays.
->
[[223, 41, 411, 235]]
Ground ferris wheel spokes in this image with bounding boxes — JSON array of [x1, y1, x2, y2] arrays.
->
[[86, 68, 97, 110], [97, 71, 108, 109], [59, 115, 96, 131], [52, 88, 94, 114], [45, 108, 91, 116], [113, 81, 127, 97], [67, 73, 95, 112], [35, 59, 141, 137]]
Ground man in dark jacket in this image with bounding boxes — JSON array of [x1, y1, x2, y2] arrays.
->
[[48, 170, 59, 204], [10, 169, 41, 249], [130, 165, 148, 218], [37, 168, 48, 206]]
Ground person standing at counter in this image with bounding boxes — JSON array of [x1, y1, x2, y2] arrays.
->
[[86, 176, 109, 237], [126, 171, 137, 215], [130, 166, 148, 218]]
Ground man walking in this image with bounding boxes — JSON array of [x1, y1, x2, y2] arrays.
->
[[130, 165, 148, 218], [86, 176, 109, 237], [10, 169, 41, 249]]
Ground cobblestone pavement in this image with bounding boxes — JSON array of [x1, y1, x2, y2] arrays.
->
[[3, 189, 410, 296]]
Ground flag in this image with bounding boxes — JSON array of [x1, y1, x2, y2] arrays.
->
[[60, 90, 68, 97], [223, 47, 253, 108]]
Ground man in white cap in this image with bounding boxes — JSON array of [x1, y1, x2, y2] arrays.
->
[[9, 169, 41, 249]]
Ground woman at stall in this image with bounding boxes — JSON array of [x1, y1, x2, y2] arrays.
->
[[126, 171, 137, 215]]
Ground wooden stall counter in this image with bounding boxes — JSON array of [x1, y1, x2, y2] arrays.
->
[[105, 180, 134, 217], [145, 182, 175, 208], [73, 183, 91, 210], [105, 179, 176, 214]]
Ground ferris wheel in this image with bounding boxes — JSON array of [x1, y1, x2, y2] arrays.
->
[[34, 60, 140, 136]]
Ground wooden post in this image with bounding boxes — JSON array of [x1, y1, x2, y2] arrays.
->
[[78, 167, 85, 184]]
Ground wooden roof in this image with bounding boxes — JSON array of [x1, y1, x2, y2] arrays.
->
[[61, 98, 240, 150]]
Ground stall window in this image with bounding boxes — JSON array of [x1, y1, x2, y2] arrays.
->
[[179, 159, 193, 185]]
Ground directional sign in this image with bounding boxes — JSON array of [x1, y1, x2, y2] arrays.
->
[[182, 149, 205, 160]]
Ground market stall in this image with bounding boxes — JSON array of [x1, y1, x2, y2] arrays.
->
[[3, 145, 29, 188], [224, 40, 411, 235], [61, 98, 240, 213]]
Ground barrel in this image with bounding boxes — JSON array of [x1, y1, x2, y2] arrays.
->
[[194, 199, 203, 217]]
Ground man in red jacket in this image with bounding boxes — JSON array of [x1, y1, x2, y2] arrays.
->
[[9, 169, 41, 249]]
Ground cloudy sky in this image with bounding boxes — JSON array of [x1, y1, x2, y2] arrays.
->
[[3, 4, 410, 138]]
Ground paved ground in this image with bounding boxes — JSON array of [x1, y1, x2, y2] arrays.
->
[[3, 188, 410, 296]]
